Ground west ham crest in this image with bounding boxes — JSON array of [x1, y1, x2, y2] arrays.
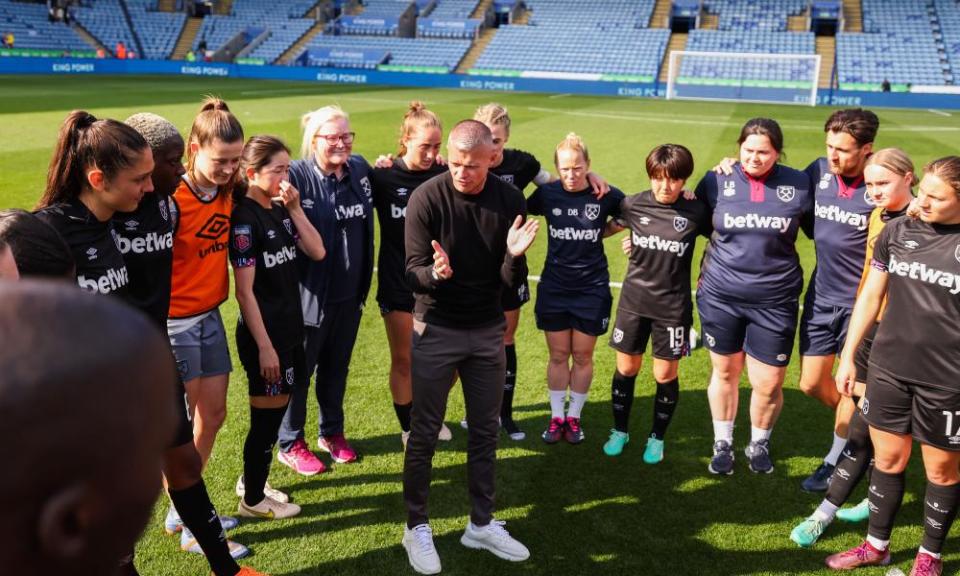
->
[[777, 186, 796, 202], [673, 216, 689, 232], [584, 203, 601, 221]]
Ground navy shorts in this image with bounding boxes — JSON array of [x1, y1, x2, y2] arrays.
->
[[536, 310, 610, 337], [609, 308, 690, 360], [696, 292, 799, 367], [862, 366, 960, 451], [799, 290, 852, 356]]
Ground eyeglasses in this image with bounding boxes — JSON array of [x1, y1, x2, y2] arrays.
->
[[315, 132, 356, 145]]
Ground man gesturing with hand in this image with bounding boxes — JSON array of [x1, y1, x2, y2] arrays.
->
[[401, 120, 538, 575]]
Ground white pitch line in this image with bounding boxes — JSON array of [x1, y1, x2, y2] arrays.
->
[[529, 106, 960, 132], [928, 108, 953, 117], [548, 93, 572, 99]]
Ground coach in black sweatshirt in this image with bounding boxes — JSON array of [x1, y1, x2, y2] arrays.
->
[[400, 120, 538, 574]]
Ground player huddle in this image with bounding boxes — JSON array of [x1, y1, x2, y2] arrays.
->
[[0, 98, 959, 576]]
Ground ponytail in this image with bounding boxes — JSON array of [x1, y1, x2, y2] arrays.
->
[[38, 110, 148, 209]]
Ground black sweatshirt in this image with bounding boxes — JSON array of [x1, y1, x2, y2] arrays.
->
[[405, 171, 527, 328]]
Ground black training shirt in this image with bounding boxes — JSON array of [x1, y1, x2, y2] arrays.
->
[[371, 158, 446, 305], [616, 191, 712, 324], [869, 217, 960, 389], [405, 171, 527, 328], [113, 193, 177, 329], [36, 199, 130, 300], [229, 197, 303, 351], [491, 148, 541, 191]]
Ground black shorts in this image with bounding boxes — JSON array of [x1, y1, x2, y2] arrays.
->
[[169, 374, 194, 449], [236, 328, 304, 397], [799, 290, 852, 356], [696, 292, 798, 367], [609, 308, 689, 360], [536, 310, 610, 336], [862, 366, 960, 451], [502, 277, 531, 312], [853, 323, 879, 384]]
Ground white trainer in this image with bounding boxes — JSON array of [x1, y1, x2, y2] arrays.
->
[[236, 495, 301, 520], [401, 430, 411, 448], [438, 423, 453, 441], [402, 524, 442, 575], [235, 475, 289, 504], [460, 519, 529, 562]]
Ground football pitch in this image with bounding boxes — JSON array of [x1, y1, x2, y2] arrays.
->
[[3, 75, 960, 575]]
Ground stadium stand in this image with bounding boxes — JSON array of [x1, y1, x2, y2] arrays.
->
[[72, 0, 139, 55], [934, 0, 959, 81], [470, 0, 667, 80], [678, 29, 817, 86], [296, 34, 470, 70], [425, 0, 480, 19], [702, 0, 809, 32], [124, 0, 186, 59], [836, 0, 951, 88], [190, 0, 315, 62], [0, 0, 90, 52]]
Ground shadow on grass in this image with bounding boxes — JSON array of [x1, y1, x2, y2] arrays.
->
[[230, 387, 935, 575]]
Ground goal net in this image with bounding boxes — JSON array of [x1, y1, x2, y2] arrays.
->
[[665, 51, 821, 106]]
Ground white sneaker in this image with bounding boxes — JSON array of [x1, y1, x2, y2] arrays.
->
[[235, 475, 289, 503], [460, 418, 468, 430], [438, 423, 453, 441], [402, 430, 411, 448], [402, 524, 442, 575], [236, 495, 301, 520], [460, 519, 529, 562]]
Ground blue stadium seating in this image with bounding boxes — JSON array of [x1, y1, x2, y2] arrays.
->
[[471, 0, 665, 79], [426, 0, 479, 19], [193, 0, 315, 62], [72, 0, 138, 55], [297, 34, 470, 70], [0, 0, 90, 52], [703, 0, 808, 32], [679, 30, 817, 85], [935, 0, 959, 79], [125, 0, 185, 59], [836, 0, 949, 86]]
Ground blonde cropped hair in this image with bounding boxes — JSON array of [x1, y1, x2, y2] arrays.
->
[[301, 105, 349, 159], [473, 103, 510, 135]]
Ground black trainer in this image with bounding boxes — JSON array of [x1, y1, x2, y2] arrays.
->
[[709, 440, 735, 475], [745, 439, 774, 474], [801, 462, 835, 492]]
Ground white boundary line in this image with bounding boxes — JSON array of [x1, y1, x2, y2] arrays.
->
[[928, 109, 953, 117]]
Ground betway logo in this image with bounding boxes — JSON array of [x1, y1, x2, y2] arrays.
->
[[631, 231, 689, 257], [390, 203, 406, 219], [116, 231, 173, 255], [336, 203, 365, 221], [549, 225, 599, 242], [78, 267, 129, 294], [815, 201, 868, 231], [264, 246, 297, 269], [723, 213, 792, 233], [887, 254, 960, 294]]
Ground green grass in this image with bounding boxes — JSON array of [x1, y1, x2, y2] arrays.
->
[[3, 75, 960, 576]]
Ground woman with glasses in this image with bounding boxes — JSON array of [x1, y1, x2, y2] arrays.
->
[[275, 105, 374, 475]]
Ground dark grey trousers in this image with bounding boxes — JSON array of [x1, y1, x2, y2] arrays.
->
[[403, 318, 506, 528]]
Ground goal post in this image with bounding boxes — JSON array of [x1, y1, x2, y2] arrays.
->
[[665, 50, 821, 107]]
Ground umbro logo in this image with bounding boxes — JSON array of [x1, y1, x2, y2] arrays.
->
[[86, 247, 98, 260], [904, 240, 920, 250], [302, 198, 315, 210], [267, 230, 277, 239], [396, 187, 408, 196], [639, 216, 651, 226], [124, 220, 139, 230]]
